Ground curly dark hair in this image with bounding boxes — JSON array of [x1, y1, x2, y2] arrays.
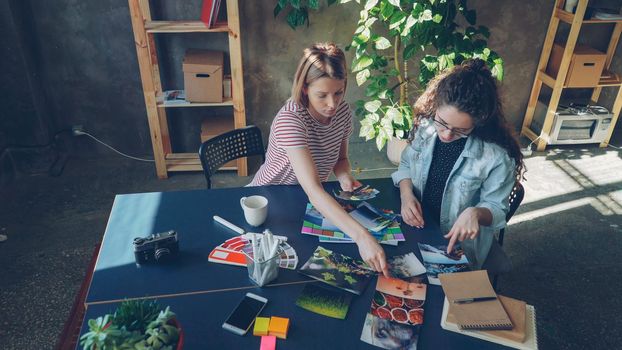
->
[[410, 58, 525, 181]]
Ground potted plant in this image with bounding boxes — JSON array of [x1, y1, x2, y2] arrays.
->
[[343, 0, 504, 162], [80, 300, 183, 350]]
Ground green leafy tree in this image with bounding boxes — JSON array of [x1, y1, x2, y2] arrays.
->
[[343, 0, 504, 150], [273, 0, 339, 29]]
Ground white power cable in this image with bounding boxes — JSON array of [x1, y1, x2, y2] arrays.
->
[[79, 131, 155, 162], [357, 167, 398, 172]]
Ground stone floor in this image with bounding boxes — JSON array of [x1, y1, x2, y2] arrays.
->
[[0, 140, 621, 349]]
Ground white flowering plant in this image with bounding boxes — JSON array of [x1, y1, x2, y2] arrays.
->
[[342, 0, 504, 150]]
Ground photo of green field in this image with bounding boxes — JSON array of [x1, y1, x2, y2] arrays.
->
[[296, 283, 353, 319]]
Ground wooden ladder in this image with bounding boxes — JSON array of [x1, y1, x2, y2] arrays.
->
[[128, 0, 247, 178], [521, 0, 622, 151]]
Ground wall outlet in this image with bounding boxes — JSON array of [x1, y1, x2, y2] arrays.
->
[[72, 125, 85, 136]]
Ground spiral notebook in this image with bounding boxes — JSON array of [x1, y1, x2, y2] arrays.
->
[[439, 270, 513, 330], [441, 297, 538, 349]]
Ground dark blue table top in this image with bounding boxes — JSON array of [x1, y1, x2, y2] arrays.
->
[[81, 178, 510, 349], [80, 282, 507, 349]]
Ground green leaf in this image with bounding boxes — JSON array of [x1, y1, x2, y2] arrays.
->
[[389, 12, 406, 30], [364, 17, 377, 27], [386, 107, 402, 125], [464, 9, 476, 25], [364, 0, 379, 11], [491, 57, 504, 81], [478, 25, 490, 38], [308, 0, 320, 10], [403, 44, 419, 60], [352, 55, 373, 72], [364, 100, 382, 112], [273, 3, 284, 18], [290, 0, 301, 9], [356, 69, 371, 86], [376, 129, 389, 150], [380, 1, 395, 20], [388, 0, 401, 8], [402, 15, 417, 37], [366, 112, 380, 123], [374, 36, 391, 50], [432, 14, 443, 23], [421, 9, 433, 21]]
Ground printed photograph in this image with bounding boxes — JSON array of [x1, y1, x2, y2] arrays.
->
[[299, 246, 375, 295], [370, 290, 425, 326], [417, 243, 469, 285], [333, 185, 379, 201], [387, 253, 426, 279], [349, 202, 397, 232], [295, 283, 352, 319], [376, 276, 427, 301], [417, 243, 468, 264], [360, 313, 420, 350]]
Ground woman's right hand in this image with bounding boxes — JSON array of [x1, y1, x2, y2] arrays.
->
[[356, 234, 390, 278], [401, 193, 424, 228]]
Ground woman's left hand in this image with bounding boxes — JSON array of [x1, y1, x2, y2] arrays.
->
[[444, 207, 480, 253], [338, 174, 362, 192]]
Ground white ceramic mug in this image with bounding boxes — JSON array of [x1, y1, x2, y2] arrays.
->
[[240, 195, 268, 227]]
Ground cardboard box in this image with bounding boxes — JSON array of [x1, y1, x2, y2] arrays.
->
[[183, 49, 223, 103], [201, 116, 236, 167], [547, 44, 606, 87]]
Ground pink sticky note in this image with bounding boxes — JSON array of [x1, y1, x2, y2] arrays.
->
[[260, 335, 276, 350]]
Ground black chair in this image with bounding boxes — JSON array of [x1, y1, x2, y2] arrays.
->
[[498, 182, 525, 247], [199, 125, 265, 189], [492, 182, 525, 289]]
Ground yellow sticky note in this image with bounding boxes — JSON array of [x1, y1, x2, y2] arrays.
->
[[268, 316, 290, 339], [253, 317, 270, 336]]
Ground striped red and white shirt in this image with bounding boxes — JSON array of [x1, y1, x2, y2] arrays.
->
[[250, 99, 353, 186]]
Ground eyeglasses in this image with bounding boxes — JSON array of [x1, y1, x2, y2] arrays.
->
[[433, 116, 474, 138]]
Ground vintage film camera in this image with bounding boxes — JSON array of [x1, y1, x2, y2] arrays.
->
[[133, 230, 179, 264]]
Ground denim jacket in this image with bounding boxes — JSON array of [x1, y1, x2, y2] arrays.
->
[[391, 122, 516, 269]]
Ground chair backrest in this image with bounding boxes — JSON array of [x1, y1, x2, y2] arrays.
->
[[498, 182, 525, 248], [198, 125, 265, 189], [506, 182, 525, 222]]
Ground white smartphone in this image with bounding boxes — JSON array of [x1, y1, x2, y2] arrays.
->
[[222, 292, 268, 335]]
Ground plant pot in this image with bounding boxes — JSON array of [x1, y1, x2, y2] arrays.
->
[[169, 318, 185, 350], [386, 137, 408, 166]]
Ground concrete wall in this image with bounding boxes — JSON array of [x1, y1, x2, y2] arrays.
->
[[1, 0, 621, 178]]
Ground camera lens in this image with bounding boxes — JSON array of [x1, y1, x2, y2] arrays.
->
[[154, 247, 171, 262]]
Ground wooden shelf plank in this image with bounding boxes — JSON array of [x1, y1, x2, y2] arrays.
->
[[165, 153, 237, 172], [157, 97, 234, 108], [145, 21, 229, 33], [538, 70, 622, 88], [537, 71, 557, 88], [555, 8, 622, 25], [521, 126, 540, 143]]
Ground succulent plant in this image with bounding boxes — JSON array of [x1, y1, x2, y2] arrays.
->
[[80, 302, 179, 350], [113, 299, 161, 333]]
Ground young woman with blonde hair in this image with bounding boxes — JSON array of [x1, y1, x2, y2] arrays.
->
[[251, 43, 390, 276]]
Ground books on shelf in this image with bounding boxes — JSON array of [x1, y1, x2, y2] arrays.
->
[[441, 296, 538, 350], [200, 0, 223, 28]]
